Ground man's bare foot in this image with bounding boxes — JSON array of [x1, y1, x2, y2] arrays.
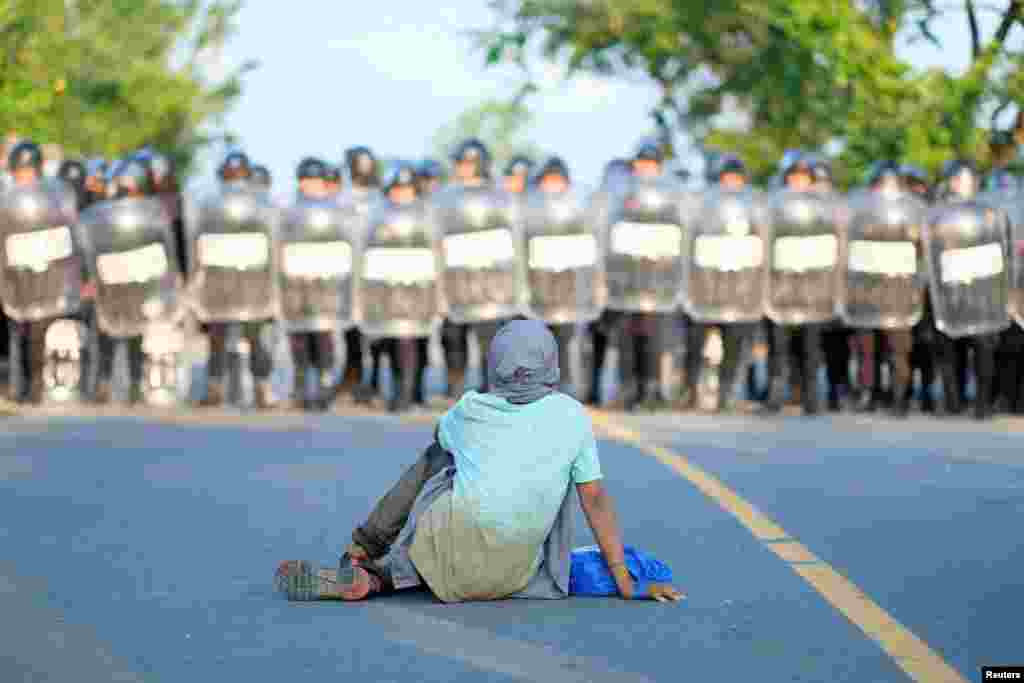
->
[[274, 559, 382, 602]]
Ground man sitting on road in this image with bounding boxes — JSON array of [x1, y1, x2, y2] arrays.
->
[[276, 319, 683, 603]]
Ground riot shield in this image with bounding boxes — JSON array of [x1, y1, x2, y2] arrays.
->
[[0, 182, 84, 321], [277, 198, 358, 333], [433, 184, 525, 323], [81, 197, 181, 338], [924, 201, 1010, 338], [837, 190, 927, 330], [604, 174, 687, 313], [189, 187, 278, 322], [682, 188, 766, 323], [521, 189, 604, 324], [1005, 195, 1024, 328], [764, 189, 841, 325], [354, 200, 439, 338]]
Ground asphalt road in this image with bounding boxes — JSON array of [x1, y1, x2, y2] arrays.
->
[[1, 406, 1021, 682]]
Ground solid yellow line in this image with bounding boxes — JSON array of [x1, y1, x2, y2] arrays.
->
[[589, 410, 968, 683]]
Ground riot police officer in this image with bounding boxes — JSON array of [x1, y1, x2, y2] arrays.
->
[[358, 162, 435, 412], [337, 146, 381, 404], [679, 153, 760, 413], [435, 138, 519, 398], [584, 158, 632, 405], [762, 153, 837, 416], [93, 160, 154, 404], [901, 164, 939, 412], [197, 151, 276, 409], [927, 160, 1009, 419], [503, 156, 534, 196], [284, 157, 337, 410], [2, 142, 63, 402]]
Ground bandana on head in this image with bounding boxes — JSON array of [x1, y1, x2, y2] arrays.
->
[[486, 319, 560, 404]]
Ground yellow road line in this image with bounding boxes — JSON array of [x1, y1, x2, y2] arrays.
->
[[589, 410, 968, 683]]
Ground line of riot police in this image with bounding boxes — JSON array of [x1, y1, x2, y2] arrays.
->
[[3, 136, 1024, 420]]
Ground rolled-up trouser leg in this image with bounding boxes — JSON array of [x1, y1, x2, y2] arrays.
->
[[352, 441, 454, 560]]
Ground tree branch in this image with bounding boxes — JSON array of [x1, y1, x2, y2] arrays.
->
[[993, 0, 1022, 44], [966, 0, 982, 58]]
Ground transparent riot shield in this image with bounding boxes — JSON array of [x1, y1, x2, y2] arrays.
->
[[0, 183, 84, 321], [433, 184, 524, 323], [81, 197, 181, 338], [764, 190, 841, 324], [521, 189, 604, 324], [189, 187, 278, 322], [604, 175, 687, 313], [355, 201, 439, 338], [682, 188, 766, 323], [838, 190, 927, 330], [924, 201, 1010, 338], [277, 198, 358, 333]]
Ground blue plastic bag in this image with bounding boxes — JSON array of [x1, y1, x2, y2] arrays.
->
[[569, 545, 673, 597]]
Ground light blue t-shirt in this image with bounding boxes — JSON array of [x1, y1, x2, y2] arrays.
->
[[437, 391, 603, 543]]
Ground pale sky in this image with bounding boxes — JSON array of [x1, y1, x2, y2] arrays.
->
[[193, 2, 1018, 195]]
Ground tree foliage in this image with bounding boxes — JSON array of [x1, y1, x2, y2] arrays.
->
[[0, 0, 254, 175], [475, 0, 1024, 184]]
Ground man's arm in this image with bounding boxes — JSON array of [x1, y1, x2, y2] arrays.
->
[[576, 479, 635, 599]]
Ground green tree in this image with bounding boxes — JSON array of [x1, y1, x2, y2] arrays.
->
[[432, 97, 545, 173], [0, 0, 254, 175], [475, 0, 1024, 184]]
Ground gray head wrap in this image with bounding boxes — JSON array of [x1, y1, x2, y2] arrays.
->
[[486, 319, 560, 404]]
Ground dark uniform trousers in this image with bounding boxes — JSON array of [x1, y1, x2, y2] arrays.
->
[[853, 329, 914, 414], [206, 321, 273, 382], [936, 332, 998, 419], [683, 319, 753, 410], [767, 322, 824, 414]]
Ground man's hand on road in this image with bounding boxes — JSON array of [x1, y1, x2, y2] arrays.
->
[[647, 583, 685, 603]]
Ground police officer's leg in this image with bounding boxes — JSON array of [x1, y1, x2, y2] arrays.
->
[[955, 338, 970, 407], [853, 331, 877, 412], [474, 319, 504, 393], [763, 322, 789, 412], [717, 323, 749, 413], [413, 337, 430, 405], [800, 323, 823, 415], [288, 332, 310, 410], [310, 331, 336, 411], [247, 321, 274, 409], [25, 320, 48, 404], [679, 314, 704, 411], [126, 335, 145, 405], [936, 333, 962, 415], [202, 322, 227, 406], [586, 317, 609, 405], [441, 318, 468, 400], [390, 338, 417, 414], [972, 333, 998, 420], [887, 329, 913, 418], [549, 323, 575, 398], [607, 313, 639, 410], [337, 327, 364, 402], [823, 326, 849, 412], [94, 330, 116, 404], [7, 320, 25, 402]]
